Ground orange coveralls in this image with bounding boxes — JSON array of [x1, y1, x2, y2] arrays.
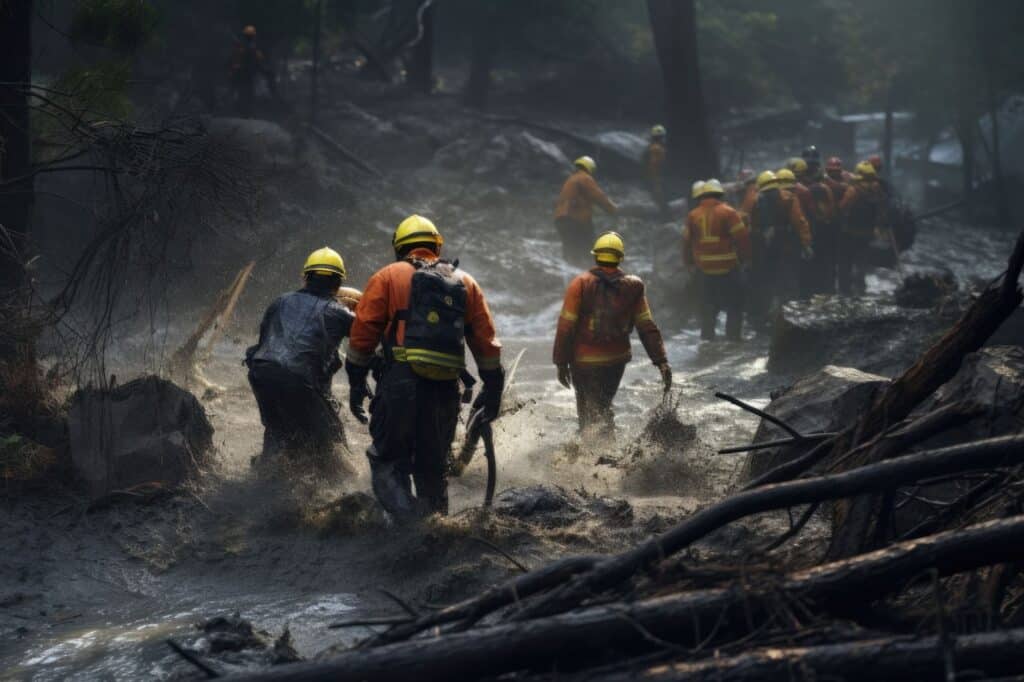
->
[[554, 170, 618, 267], [683, 198, 751, 340]]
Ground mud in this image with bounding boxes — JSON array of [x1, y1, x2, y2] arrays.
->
[[5, 94, 1020, 678]]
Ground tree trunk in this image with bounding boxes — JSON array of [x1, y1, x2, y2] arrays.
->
[[463, 4, 499, 110], [0, 0, 34, 362], [309, 0, 322, 124], [646, 0, 718, 184], [406, 2, 434, 94], [883, 82, 894, 178]]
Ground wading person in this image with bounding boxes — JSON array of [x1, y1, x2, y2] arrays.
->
[[838, 161, 888, 295], [554, 156, 618, 268], [642, 125, 669, 218], [346, 215, 503, 522], [748, 170, 813, 329], [229, 25, 277, 118], [245, 247, 352, 474], [683, 179, 751, 342], [553, 232, 671, 438]]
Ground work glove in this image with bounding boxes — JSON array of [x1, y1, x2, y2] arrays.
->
[[801, 244, 815, 261], [473, 366, 505, 422], [346, 361, 371, 424], [557, 364, 573, 389], [657, 362, 673, 392]]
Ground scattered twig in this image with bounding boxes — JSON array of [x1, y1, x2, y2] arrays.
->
[[166, 638, 221, 678], [469, 535, 529, 573], [714, 391, 803, 440]]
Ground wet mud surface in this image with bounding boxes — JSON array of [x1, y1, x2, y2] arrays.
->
[[4, 103, 1019, 678]]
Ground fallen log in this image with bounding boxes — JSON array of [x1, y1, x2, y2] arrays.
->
[[508, 434, 1024, 623], [234, 514, 1024, 681], [570, 628, 1024, 682]]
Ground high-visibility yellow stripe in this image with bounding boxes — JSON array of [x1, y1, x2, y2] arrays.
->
[[698, 235, 721, 243], [635, 310, 653, 323], [392, 346, 465, 369], [575, 351, 632, 364], [699, 252, 738, 262], [729, 223, 746, 235], [560, 310, 579, 322], [699, 267, 733, 275], [476, 356, 502, 370]]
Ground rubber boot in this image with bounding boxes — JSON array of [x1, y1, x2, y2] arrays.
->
[[366, 446, 419, 523]]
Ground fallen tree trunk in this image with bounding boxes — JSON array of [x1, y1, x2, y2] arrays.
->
[[235, 514, 1024, 681], [509, 434, 1024, 623], [572, 628, 1024, 682]]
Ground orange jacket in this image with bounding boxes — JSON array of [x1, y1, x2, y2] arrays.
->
[[683, 198, 751, 275], [750, 188, 812, 249], [347, 248, 501, 371], [555, 170, 617, 224], [739, 183, 758, 221], [644, 142, 666, 181], [553, 267, 666, 367], [840, 181, 888, 238], [804, 177, 838, 225]]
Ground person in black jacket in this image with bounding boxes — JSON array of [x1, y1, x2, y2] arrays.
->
[[245, 247, 353, 471]]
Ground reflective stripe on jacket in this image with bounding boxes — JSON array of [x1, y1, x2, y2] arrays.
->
[[347, 248, 501, 371], [683, 198, 751, 275], [554, 170, 617, 224], [553, 267, 667, 367]]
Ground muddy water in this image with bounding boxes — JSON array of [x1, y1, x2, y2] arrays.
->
[[3, 212, 1016, 679]]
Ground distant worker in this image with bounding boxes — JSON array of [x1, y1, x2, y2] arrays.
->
[[730, 168, 758, 222], [838, 162, 888, 294], [230, 25, 277, 117], [553, 232, 670, 438], [554, 156, 618, 268], [867, 154, 891, 196], [245, 247, 353, 473], [683, 179, 751, 341], [793, 154, 838, 294], [346, 215, 503, 521], [826, 155, 854, 184], [748, 170, 813, 327], [642, 125, 669, 218]]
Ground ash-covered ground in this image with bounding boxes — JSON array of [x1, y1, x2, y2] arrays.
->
[[3, 92, 1018, 678]]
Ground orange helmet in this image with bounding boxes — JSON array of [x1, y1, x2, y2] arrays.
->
[[868, 154, 883, 172]]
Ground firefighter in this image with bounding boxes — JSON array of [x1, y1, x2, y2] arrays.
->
[[748, 170, 813, 328], [683, 179, 751, 341], [346, 215, 503, 521], [838, 162, 888, 295], [554, 156, 618, 268], [245, 247, 352, 473], [826, 155, 854, 184], [730, 168, 758, 223], [794, 156, 839, 294], [230, 25, 277, 118], [642, 125, 669, 218], [553, 232, 670, 438], [867, 154, 891, 196]]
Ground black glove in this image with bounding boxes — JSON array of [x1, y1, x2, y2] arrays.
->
[[473, 366, 505, 422], [346, 361, 371, 424]]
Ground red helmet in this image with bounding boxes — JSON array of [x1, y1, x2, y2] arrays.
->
[[737, 168, 754, 182], [826, 156, 843, 171], [868, 154, 883, 171]]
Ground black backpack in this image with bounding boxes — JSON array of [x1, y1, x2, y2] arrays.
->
[[396, 259, 468, 381]]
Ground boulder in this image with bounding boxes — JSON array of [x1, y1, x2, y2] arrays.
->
[[768, 296, 953, 376], [68, 376, 213, 499], [894, 268, 957, 308], [744, 366, 889, 480], [432, 130, 569, 189]]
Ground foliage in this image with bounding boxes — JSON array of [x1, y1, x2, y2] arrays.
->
[[69, 0, 159, 54]]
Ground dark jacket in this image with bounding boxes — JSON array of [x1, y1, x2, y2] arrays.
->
[[246, 287, 353, 393]]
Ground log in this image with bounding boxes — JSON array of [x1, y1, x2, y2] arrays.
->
[[572, 629, 1024, 682], [510, 434, 1024, 623], [232, 514, 1024, 682]]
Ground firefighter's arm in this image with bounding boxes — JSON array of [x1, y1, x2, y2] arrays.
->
[[584, 175, 618, 215], [346, 270, 390, 367], [463, 274, 502, 371], [789, 196, 813, 248], [633, 293, 668, 366], [553, 278, 583, 366], [728, 210, 752, 266]]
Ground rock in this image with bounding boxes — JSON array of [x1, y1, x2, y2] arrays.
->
[[68, 376, 213, 499], [768, 296, 953, 376], [744, 366, 890, 481], [432, 130, 569, 189], [200, 613, 269, 654], [493, 485, 578, 518], [592, 131, 647, 162], [894, 269, 957, 308]]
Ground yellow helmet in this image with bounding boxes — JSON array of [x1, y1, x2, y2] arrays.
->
[[393, 214, 444, 251], [591, 231, 625, 265], [787, 157, 808, 175], [700, 178, 725, 197], [691, 180, 706, 199], [574, 156, 597, 175], [775, 168, 797, 187], [303, 246, 346, 279], [756, 170, 778, 190], [854, 161, 877, 179], [650, 124, 666, 138]]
